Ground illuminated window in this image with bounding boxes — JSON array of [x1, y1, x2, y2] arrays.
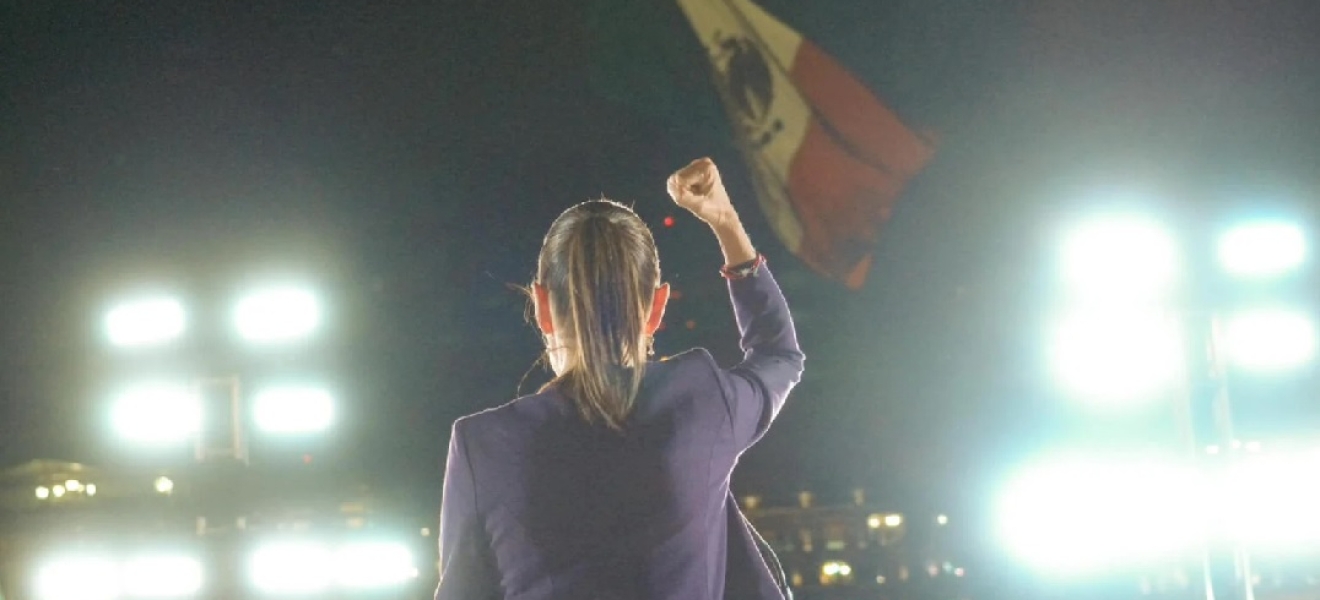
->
[[819, 561, 854, 586]]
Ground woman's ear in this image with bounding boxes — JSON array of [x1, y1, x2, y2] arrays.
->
[[533, 283, 555, 335], [645, 283, 670, 335]]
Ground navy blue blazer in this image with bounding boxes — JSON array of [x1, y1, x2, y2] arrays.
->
[[435, 266, 804, 600]]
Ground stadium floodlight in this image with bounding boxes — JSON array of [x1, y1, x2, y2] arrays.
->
[[1049, 308, 1184, 406], [1220, 448, 1320, 550], [104, 296, 186, 348], [333, 542, 418, 589], [233, 286, 321, 344], [248, 541, 333, 595], [111, 383, 202, 445], [36, 486, 50, 500], [1218, 221, 1307, 279], [52, 485, 66, 498], [121, 554, 205, 598], [1221, 309, 1317, 373], [253, 386, 335, 434], [85, 484, 97, 497], [995, 456, 1207, 574], [154, 476, 174, 495], [883, 514, 903, 528], [33, 555, 120, 600], [1059, 215, 1179, 302]]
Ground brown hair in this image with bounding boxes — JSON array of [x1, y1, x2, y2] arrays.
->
[[536, 200, 660, 430]]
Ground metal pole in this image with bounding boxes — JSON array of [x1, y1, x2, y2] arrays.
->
[[1204, 315, 1255, 600]]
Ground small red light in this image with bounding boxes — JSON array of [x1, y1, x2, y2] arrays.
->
[[663, 216, 676, 228], [685, 320, 696, 330], [303, 454, 313, 464]]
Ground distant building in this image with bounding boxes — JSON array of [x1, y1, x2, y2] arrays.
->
[[741, 490, 968, 598]]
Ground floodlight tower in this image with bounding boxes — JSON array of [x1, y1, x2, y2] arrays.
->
[[1046, 213, 1314, 600]]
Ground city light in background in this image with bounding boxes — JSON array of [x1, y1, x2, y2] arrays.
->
[[119, 554, 206, 598], [103, 296, 187, 349], [1008, 208, 1319, 588], [996, 454, 1209, 574], [253, 385, 335, 434], [233, 285, 322, 344], [1221, 308, 1318, 373], [1048, 307, 1184, 407], [247, 539, 417, 595], [1217, 221, 1307, 279], [996, 446, 1320, 573], [111, 383, 202, 445], [1057, 214, 1180, 304], [34, 555, 120, 600], [332, 541, 419, 589]]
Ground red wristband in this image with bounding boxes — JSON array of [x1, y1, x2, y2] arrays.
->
[[720, 254, 766, 280]]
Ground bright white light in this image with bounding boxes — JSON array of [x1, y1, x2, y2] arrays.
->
[[1060, 215, 1179, 301], [1220, 450, 1320, 549], [112, 383, 202, 445], [234, 286, 321, 344], [996, 456, 1207, 573], [249, 541, 332, 595], [34, 556, 121, 600], [36, 486, 50, 499], [65, 480, 81, 492], [105, 297, 186, 348], [1050, 309, 1184, 406], [86, 484, 97, 496], [253, 386, 335, 434], [333, 542, 417, 589], [937, 514, 949, 525], [884, 514, 903, 528], [866, 515, 881, 529], [52, 485, 66, 498], [154, 476, 174, 494], [121, 554, 204, 597], [1222, 309, 1317, 372], [822, 562, 841, 576], [1218, 221, 1306, 278]]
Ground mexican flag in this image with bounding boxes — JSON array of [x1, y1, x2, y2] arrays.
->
[[675, 0, 937, 289]]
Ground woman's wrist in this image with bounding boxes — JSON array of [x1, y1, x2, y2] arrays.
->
[[710, 213, 757, 267]]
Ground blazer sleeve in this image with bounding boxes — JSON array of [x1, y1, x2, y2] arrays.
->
[[713, 264, 805, 450], [434, 420, 499, 600]]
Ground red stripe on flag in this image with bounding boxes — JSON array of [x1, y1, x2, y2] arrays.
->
[[786, 121, 899, 290], [779, 39, 936, 289], [790, 40, 935, 177]]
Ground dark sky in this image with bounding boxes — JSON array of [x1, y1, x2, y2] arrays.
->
[[3, 0, 1319, 515]]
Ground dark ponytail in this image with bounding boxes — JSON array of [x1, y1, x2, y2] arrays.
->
[[536, 200, 660, 430]]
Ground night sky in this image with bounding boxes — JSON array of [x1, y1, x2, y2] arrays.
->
[[3, 0, 1319, 519]]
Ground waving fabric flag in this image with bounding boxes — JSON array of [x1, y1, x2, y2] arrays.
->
[[677, 0, 937, 289]]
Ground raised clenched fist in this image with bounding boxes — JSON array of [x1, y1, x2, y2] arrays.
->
[[667, 157, 737, 228]]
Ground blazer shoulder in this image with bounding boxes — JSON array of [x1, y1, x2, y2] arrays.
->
[[660, 347, 720, 371]]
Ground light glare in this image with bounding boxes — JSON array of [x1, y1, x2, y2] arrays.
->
[[333, 542, 417, 589], [996, 457, 1207, 573], [249, 541, 332, 595], [121, 554, 205, 597], [34, 556, 120, 600], [234, 286, 321, 344], [1060, 216, 1178, 301], [105, 297, 185, 348], [112, 383, 202, 444], [1218, 221, 1306, 278], [254, 386, 335, 434], [1222, 309, 1317, 372], [1050, 309, 1183, 406]]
